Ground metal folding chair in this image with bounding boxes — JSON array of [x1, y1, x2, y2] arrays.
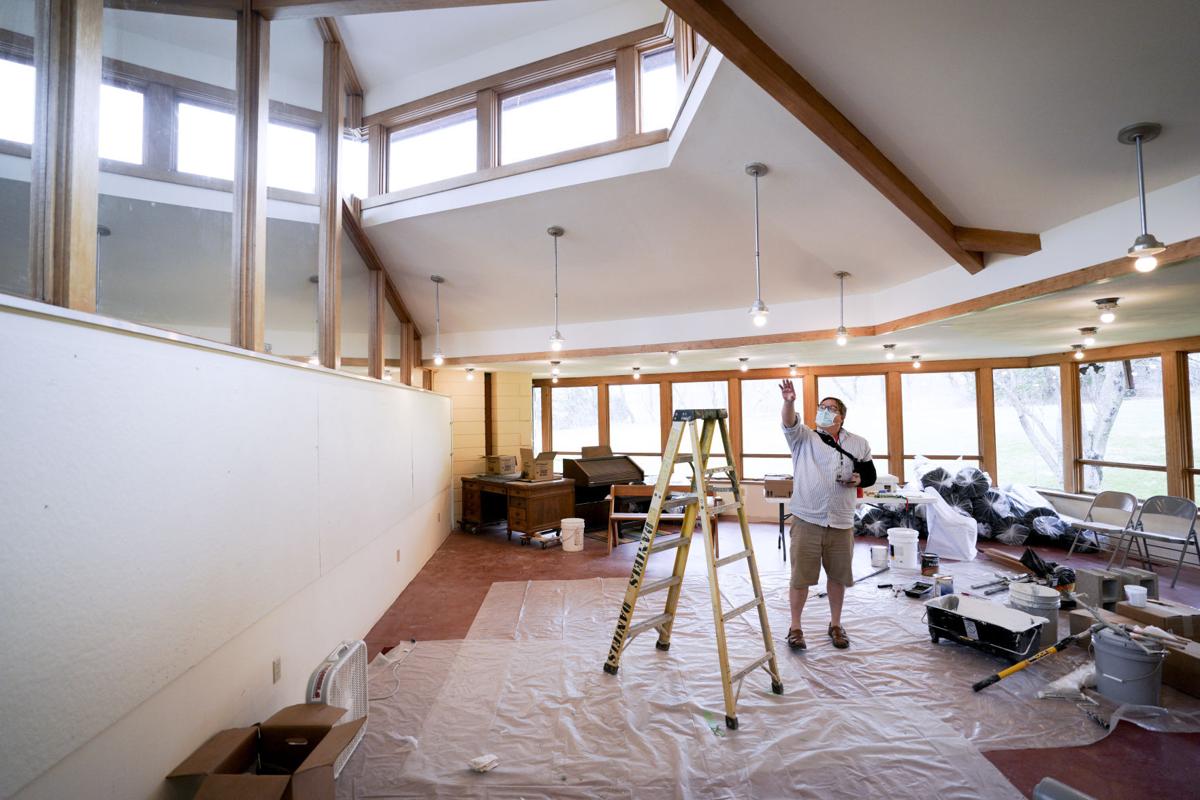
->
[[1065, 490, 1137, 558], [1110, 495, 1200, 588]]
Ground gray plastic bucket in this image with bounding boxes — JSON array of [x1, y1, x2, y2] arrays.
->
[[1092, 627, 1166, 706]]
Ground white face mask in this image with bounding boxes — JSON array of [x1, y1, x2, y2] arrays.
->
[[816, 407, 837, 428]]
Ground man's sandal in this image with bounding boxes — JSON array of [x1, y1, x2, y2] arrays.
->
[[786, 628, 806, 650], [828, 624, 850, 649]]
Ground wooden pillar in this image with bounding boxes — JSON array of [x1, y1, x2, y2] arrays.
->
[[886, 371, 904, 481], [541, 384, 553, 452], [615, 45, 637, 137], [317, 39, 343, 369], [1162, 349, 1191, 498], [484, 372, 495, 456], [232, 5, 269, 351], [366, 122, 385, 196], [802, 372, 818, 427], [597, 382, 610, 448], [977, 367, 997, 481], [366, 269, 384, 379], [1060, 361, 1082, 493], [727, 376, 742, 476], [659, 380, 672, 450], [475, 88, 497, 169], [30, 0, 102, 311]]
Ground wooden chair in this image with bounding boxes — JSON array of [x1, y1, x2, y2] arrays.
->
[[1109, 495, 1199, 588], [607, 483, 720, 556]]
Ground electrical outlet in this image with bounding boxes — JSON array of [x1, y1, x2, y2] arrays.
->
[[272, 657, 282, 684], [395, 549, 402, 562]]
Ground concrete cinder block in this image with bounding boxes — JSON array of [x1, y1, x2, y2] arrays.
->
[[1075, 567, 1122, 609], [1112, 566, 1160, 600]]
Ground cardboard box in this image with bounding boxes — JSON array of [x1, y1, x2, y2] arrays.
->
[[485, 454, 519, 476], [763, 477, 792, 499], [1114, 598, 1200, 642], [168, 704, 365, 800], [520, 448, 556, 480], [1162, 638, 1200, 698]]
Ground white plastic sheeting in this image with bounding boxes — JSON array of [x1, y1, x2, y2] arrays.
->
[[923, 487, 980, 561], [337, 562, 1200, 799]]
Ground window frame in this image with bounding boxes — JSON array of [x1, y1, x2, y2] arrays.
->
[[384, 102, 479, 194], [496, 63, 619, 167]]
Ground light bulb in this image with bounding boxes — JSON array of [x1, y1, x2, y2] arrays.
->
[[836, 335, 847, 346], [632, 368, 641, 380], [668, 351, 679, 366], [739, 358, 749, 372], [788, 365, 797, 377], [1100, 310, 1116, 324], [549, 331, 564, 351], [752, 311, 768, 327], [885, 350, 895, 360], [1134, 255, 1158, 272], [466, 369, 475, 381], [911, 356, 922, 369], [433, 352, 445, 366], [551, 365, 560, 377], [1074, 349, 1084, 360], [1083, 335, 1096, 347], [552, 376, 559, 383]]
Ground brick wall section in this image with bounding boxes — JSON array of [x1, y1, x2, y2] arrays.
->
[[433, 370, 534, 526]]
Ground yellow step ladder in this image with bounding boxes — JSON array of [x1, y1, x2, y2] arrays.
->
[[602, 408, 783, 729]]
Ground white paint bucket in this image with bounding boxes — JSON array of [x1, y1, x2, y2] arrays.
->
[[870, 546, 887, 568], [887, 528, 920, 571], [1092, 627, 1165, 706], [561, 518, 585, 552]]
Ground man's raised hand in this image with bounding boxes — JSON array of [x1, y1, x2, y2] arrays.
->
[[779, 379, 797, 403]]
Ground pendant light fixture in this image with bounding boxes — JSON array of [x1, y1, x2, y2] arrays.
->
[[911, 355, 922, 369], [745, 162, 769, 327], [1072, 344, 1086, 360], [834, 271, 850, 345], [430, 275, 445, 366], [547, 226, 565, 351], [466, 367, 475, 381], [632, 366, 641, 380], [1095, 298, 1119, 324], [668, 351, 679, 366], [1078, 327, 1097, 347], [1118, 123, 1166, 272], [738, 357, 750, 372], [550, 360, 561, 377], [788, 364, 797, 377], [883, 344, 896, 360]]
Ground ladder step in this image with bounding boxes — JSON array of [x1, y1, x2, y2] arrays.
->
[[721, 597, 762, 623], [626, 613, 673, 642], [661, 494, 701, 510], [704, 465, 734, 476], [710, 501, 742, 515], [649, 536, 688, 554], [730, 652, 774, 685], [640, 576, 682, 596], [713, 549, 750, 568]]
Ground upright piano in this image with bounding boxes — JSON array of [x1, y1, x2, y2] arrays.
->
[[562, 450, 645, 533]]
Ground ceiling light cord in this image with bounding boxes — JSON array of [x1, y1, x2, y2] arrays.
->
[[434, 279, 441, 353], [553, 232, 560, 333], [753, 168, 762, 303]]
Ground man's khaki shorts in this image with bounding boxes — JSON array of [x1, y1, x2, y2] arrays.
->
[[789, 518, 854, 589]]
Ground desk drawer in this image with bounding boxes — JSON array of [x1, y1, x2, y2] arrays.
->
[[509, 506, 528, 531]]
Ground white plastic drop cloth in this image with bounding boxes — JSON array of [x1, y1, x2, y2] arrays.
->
[[336, 562, 1200, 799], [923, 487, 979, 561]]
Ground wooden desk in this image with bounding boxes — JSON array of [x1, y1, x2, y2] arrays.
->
[[461, 476, 575, 540]]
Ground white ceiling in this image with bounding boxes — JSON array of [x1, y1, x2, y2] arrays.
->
[[489, 257, 1200, 378], [726, 0, 1200, 233]]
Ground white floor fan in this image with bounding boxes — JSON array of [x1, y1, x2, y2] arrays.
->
[[306, 639, 368, 778]]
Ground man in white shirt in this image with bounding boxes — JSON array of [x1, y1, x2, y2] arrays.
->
[[779, 380, 873, 650]]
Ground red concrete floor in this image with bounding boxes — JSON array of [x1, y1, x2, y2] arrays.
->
[[364, 521, 1200, 799]]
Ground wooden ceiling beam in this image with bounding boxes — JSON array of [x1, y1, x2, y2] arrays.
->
[[254, 0, 545, 21], [954, 226, 1042, 257], [659, 0, 1040, 273]]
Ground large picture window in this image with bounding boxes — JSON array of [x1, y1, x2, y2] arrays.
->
[[609, 382, 662, 477], [994, 366, 1062, 488], [902, 371, 979, 480], [100, 84, 145, 164], [1079, 357, 1166, 499], [0, 57, 35, 144], [176, 101, 235, 180], [500, 68, 616, 165], [670, 380, 728, 481], [741, 379, 791, 479], [552, 385, 599, 469], [817, 374, 890, 480], [388, 107, 477, 192]]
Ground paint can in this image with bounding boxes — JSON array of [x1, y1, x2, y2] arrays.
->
[[921, 552, 940, 577], [935, 574, 954, 596], [870, 545, 887, 568]]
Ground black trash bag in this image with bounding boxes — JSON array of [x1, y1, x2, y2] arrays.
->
[[995, 522, 1031, 546], [970, 497, 1008, 532], [855, 506, 892, 538], [947, 494, 975, 517], [954, 467, 991, 499], [976, 521, 995, 540], [1022, 507, 1059, 527], [1028, 515, 1074, 546], [920, 467, 955, 495], [981, 488, 1013, 520]]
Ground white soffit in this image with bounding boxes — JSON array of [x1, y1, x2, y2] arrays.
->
[[339, 0, 666, 113], [726, 0, 1200, 232]]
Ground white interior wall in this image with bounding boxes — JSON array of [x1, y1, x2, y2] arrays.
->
[[0, 298, 452, 800]]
